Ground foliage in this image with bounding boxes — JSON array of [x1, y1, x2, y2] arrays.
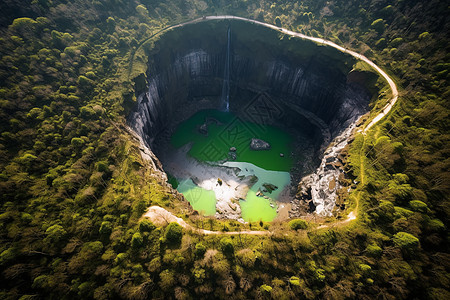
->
[[131, 232, 143, 248], [164, 222, 182, 244], [194, 242, 206, 258], [0, 0, 448, 299], [219, 238, 235, 256], [393, 232, 420, 251], [139, 219, 156, 232], [288, 218, 308, 230]]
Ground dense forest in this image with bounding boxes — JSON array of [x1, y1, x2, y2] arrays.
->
[[0, 0, 448, 299]]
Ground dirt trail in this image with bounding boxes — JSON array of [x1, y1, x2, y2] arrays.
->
[[136, 15, 399, 234], [142, 206, 267, 235]]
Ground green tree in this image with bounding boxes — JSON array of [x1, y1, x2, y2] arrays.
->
[[10, 18, 37, 37], [114, 253, 128, 265], [289, 219, 308, 230], [45, 224, 67, 244], [194, 242, 207, 258], [106, 17, 116, 32], [365, 244, 383, 257], [393, 232, 419, 252], [131, 232, 143, 248], [289, 276, 301, 286], [32, 275, 49, 289], [165, 222, 182, 244], [275, 16, 282, 27], [260, 284, 273, 293], [71, 137, 85, 148], [99, 221, 112, 236], [371, 19, 385, 33], [139, 220, 156, 232], [409, 200, 429, 213], [220, 238, 234, 256], [0, 248, 17, 265], [159, 269, 176, 291]]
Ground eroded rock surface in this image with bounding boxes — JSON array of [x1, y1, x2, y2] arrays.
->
[[250, 138, 271, 150], [294, 123, 357, 216]]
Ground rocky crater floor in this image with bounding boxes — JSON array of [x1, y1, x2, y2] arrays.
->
[[160, 143, 292, 222]]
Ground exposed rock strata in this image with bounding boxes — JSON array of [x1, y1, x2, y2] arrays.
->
[[294, 123, 357, 216]]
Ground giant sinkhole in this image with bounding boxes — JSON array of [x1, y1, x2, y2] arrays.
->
[[128, 20, 376, 222]]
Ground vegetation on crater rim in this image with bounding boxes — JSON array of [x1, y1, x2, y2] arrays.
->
[[0, 0, 448, 299]]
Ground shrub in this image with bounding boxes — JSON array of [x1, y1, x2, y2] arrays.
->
[[409, 200, 428, 213], [99, 221, 112, 236], [289, 276, 301, 286], [194, 242, 206, 258], [45, 224, 67, 243], [393, 232, 419, 251], [220, 238, 234, 256], [71, 137, 85, 148], [260, 284, 272, 293], [426, 219, 445, 232], [371, 19, 385, 33], [165, 222, 182, 244], [0, 248, 17, 265], [365, 244, 383, 257], [139, 220, 156, 232], [289, 219, 307, 230], [131, 232, 143, 248], [114, 253, 127, 265]]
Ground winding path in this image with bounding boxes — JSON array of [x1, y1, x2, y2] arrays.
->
[[136, 15, 399, 234], [143, 206, 268, 235]]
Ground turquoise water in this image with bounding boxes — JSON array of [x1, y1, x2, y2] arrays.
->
[[171, 110, 293, 221], [223, 161, 290, 222], [177, 179, 217, 216]]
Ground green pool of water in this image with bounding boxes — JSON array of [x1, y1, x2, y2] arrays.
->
[[224, 161, 291, 222], [171, 109, 293, 172], [171, 109, 293, 221], [239, 190, 277, 222], [177, 179, 217, 216]]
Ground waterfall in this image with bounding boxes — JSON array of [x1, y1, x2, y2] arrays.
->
[[221, 26, 231, 111]]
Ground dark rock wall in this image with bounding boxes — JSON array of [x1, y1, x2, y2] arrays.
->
[[128, 22, 371, 150]]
